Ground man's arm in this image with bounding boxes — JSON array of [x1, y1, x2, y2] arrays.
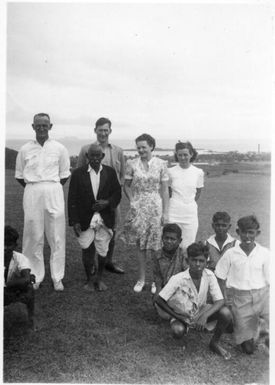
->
[[118, 149, 125, 186], [67, 170, 81, 226]]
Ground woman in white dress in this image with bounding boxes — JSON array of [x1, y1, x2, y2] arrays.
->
[[168, 141, 204, 251]]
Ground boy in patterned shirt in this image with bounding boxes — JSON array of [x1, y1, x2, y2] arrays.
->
[[155, 242, 232, 359]]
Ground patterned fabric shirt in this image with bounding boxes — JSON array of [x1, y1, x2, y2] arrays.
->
[[159, 268, 223, 320], [153, 248, 188, 288]]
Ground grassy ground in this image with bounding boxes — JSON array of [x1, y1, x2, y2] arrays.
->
[[4, 164, 270, 384]]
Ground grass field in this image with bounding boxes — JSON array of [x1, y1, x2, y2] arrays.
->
[[4, 164, 270, 384]]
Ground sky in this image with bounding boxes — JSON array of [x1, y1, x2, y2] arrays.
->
[[3, 1, 274, 151]]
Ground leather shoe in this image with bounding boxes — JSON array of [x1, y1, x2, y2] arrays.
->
[[105, 263, 125, 274]]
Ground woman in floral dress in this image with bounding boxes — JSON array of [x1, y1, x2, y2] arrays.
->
[[122, 134, 169, 293]]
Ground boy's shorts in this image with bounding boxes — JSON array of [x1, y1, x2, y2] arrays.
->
[[77, 225, 113, 256], [231, 286, 269, 344]]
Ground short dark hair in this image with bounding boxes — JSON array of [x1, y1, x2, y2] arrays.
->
[[237, 215, 260, 231], [33, 113, 51, 122], [174, 141, 198, 162], [162, 223, 182, 239], [212, 211, 231, 223], [5, 225, 19, 246], [135, 133, 156, 151], [187, 242, 209, 260], [95, 117, 112, 129]]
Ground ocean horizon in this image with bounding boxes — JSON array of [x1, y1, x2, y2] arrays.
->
[[5, 136, 271, 156]]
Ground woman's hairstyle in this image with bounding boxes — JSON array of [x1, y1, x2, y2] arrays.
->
[[5, 225, 19, 246], [174, 141, 198, 163], [187, 241, 209, 260], [237, 215, 260, 231], [135, 133, 156, 151]]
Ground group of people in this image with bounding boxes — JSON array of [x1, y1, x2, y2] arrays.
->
[[4, 113, 269, 361]]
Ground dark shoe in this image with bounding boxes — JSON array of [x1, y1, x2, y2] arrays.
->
[[105, 263, 125, 274]]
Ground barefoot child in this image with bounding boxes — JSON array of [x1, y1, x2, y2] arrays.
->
[[4, 225, 35, 329], [215, 215, 269, 354], [155, 242, 232, 359], [206, 211, 236, 271]]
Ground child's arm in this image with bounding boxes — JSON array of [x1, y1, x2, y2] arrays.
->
[[193, 299, 224, 331], [152, 253, 163, 294], [217, 278, 231, 306], [154, 295, 190, 327], [6, 269, 32, 290]]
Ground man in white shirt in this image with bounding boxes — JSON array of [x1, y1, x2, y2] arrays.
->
[[15, 113, 70, 291]]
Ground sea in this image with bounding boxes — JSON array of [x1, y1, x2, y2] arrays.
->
[[5, 137, 271, 156]]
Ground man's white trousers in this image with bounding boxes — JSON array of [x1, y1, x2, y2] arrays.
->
[[22, 182, 66, 284]]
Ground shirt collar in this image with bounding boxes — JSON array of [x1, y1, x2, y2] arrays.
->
[[234, 240, 259, 256], [183, 268, 208, 280], [207, 233, 235, 248], [87, 164, 103, 173], [33, 138, 51, 145]]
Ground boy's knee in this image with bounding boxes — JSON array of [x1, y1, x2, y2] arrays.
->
[[218, 306, 232, 323], [170, 320, 186, 338], [241, 339, 254, 354]]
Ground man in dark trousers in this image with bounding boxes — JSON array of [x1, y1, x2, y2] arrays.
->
[[68, 144, 122, 291]]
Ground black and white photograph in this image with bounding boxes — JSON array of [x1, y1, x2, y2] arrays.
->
[[2, 1, 272, 383]]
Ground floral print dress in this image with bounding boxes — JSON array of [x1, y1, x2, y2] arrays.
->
[[121, 157, 169, 251]]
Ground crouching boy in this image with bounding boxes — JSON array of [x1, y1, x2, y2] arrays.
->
[[4, 225, 35, 328], [215, 215, 269, 354], [154, 242, 232, 359]]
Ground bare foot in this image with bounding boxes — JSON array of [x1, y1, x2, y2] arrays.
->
[[210, 341, 231, 360], [95, 281, 108, 291], [83, 282, 95, 292]]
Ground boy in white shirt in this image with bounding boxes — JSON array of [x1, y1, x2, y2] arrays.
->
[[206, 211, 236, 271], [215, 215, 269, 354], [4, 226, 35, 329], [155, 242, 232, 359]]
